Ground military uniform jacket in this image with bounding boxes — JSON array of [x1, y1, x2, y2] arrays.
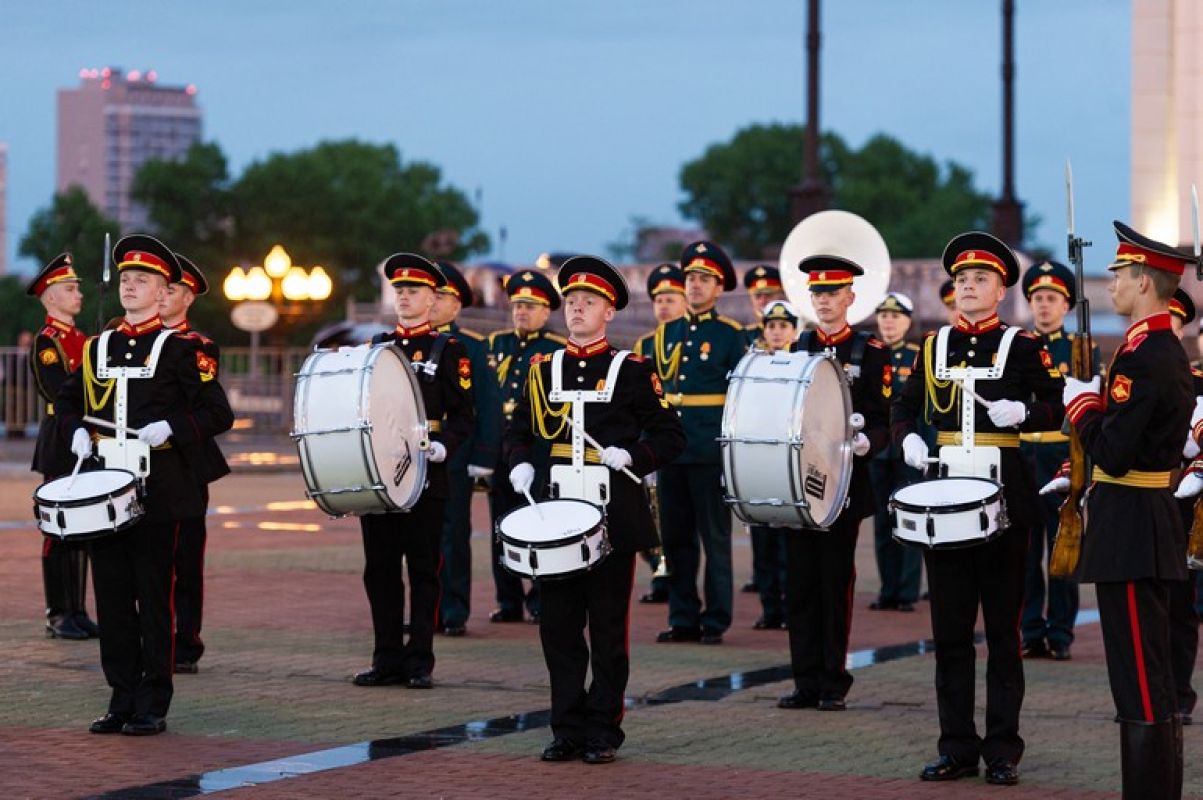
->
[[374, 324, 475, 499], [890, 314, 1065, 530], [30, 316, 86, 477], [873, 340, 920, 463], [507, 339, 686, 553], [489, 327, 566, 466], [173, 321, 231, 486], [56, 316, 235, 522], [1019, 326, 1104, 463], [1072, 313, 1192, 583], [793, 328, 892, 521], [655, 308, 746, 464], [439, 321, 502, 471]]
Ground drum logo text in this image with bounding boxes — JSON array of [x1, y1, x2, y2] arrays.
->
[[393, 441, 413, 487], [804, 465, 827, 501]]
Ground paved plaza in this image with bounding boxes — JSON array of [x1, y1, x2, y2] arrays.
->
[[0, 438, 1197, 798]]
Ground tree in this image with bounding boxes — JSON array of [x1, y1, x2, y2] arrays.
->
[[677, 124, 1002, 259], [130, 141, 234, 267]]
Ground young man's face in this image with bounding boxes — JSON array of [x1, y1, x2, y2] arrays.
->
[[684, 272, 722, 312], [810, 286, 854, 327], [762, 319, 796, 350], [430, 291, 462, 328], [511, 299, 551, 334], [653, 292, 686, 323], [954, 269, 1005, 317], [160, 283, 195, 324], [1027, 288, 1070, 332], [119, 270, 166, 316], [43, 280, 83, 318], [750, 289, 785, 317], [563, 290, 614, 341], [1108, 266, 1141, 317], [875, 310, 911, 345], [393, 285, 435, 324]]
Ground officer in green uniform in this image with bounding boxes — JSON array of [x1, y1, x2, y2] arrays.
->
[[1019, 260, 1101, 662], [487, 269, 566, 623], [633, 264, 686, 604], [868, 292, 923, 613], [431, 261, 502, 636], [655, 241, 747, 645], [741, 264, 786, 348]]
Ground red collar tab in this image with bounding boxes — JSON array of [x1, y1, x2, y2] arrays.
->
[[566, 337, 610, 358], [395, 321, 433, 338], [1125, 312, 1172, 343], [46, 316, 74, 333], [816, 325, 853, 346], [807, 270, 855, 288], [116, 316, 165, 336], [1114, 242, 1189, 275], [954, 313, 1002, 334], [118, 251, 171, 279], [951, 250, 1007, 278], [173, 320, 193, 334], [562, 272, 617, 303]]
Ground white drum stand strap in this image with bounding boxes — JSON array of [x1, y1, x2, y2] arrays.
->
[[546, 349, 629, 507], [92, 329, 175, 479]]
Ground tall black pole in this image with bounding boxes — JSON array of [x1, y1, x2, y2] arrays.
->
[[788, 0, 830, 225], [991, 0, 1024, 246]]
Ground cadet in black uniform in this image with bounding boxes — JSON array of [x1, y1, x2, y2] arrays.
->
[[892, 231, 1064, 785], [352, 254, 474, 689], [1063, 221, 1193, 799], [868, 291, 923, 613], [431, 260, 502, 636], [27, 254, 99, 640], [161, 253, 230, 674], [776, 258, 891, 711], [58, 234, 234, 736], [656, 241, 746, 645], [741, 264, 786, 348], [507, 256, 684, 764], [487, 270, 566, 623]]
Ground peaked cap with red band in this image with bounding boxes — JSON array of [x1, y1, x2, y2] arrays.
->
[[173, 252, 210, 296], [939, 279, 956, 306], [680, 240, 737, 291], [505, 268, 561, 310], [1170, 287, 1196, 325], [557, 255, 630, 310], [799, 254, 864, 294], [26, 252, 79, 297], [743, 264, 783, 294], [435, 260, 473, 308], [646, 263, 685, 298], [942, 231, 1019, 286], [1021, 259, 1076, 309], [1108, 220, 1195, 276], [114, 234, 182, 283], [383, 252, 447, 290]]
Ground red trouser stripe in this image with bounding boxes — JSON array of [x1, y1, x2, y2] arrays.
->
[[1126, 581, 1155, 723]]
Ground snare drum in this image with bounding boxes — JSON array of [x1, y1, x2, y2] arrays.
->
[[721, 350, 853, 528], [890, 477, 1006, 549], [496, 499, 609, 580], [292, 343, 428, 517], [34, 469, 143, 541]]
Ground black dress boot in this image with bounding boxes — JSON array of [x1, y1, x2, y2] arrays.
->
[[1120, 719, 1179, 800]]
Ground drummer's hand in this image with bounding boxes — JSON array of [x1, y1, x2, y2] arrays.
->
[[428, 441, 447, 463], [601, 446, 632, 471], [901, 433, 929, 469], [510, 463, 535, 494], [1176, 463, 1203, 499], [987, 399, 1027, 428], [467, 464, 493, 479], [138, 420, 173, 447], [1063, 375, 1101, 407], [70, 428, 92, 459], [1039, 459, 1071, 495], [851, 432, 870, 457]]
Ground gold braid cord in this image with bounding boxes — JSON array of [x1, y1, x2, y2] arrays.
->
[[495, 354, 512, 387], [653, 324, 682, 382], [923, 334, 959, 423], [81, 339, 114, 415], [527, 362, 570, 441]]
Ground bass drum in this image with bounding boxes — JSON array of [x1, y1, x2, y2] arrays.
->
[[721, 349, 853, 528], [292, 343, 428, 517]]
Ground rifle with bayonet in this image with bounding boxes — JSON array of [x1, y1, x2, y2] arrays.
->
[[1049, 160, 1091, 578], [94, 232, 111, 335]]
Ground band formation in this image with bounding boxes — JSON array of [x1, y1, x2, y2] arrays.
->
[[24, 211, 1203, 796]]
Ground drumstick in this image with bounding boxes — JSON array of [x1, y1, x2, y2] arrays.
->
[[521, 486, 545, 520], [959, 383, 995, 409], [83, 415, 144, 437], [65, 453, 85, 491], [565, 416, 641, 484]]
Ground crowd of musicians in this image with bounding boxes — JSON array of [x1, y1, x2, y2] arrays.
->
[[23, 218, 1203, 796]]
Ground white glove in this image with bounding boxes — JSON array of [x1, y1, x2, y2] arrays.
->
[[70, 428, 93, 459], [467, 464, 494, 479], [851, 432, 870, 457], [510, 462, 535, 494], [1176, 471, 1203, 499], [1063, 375, 1101, 407], [1186, 432, 1201, 460], [1039, 475, 1071, 495], [427, 441, 447, 463], [1191, 397, 1203, 433], [901, 433, 929, 470], [138, 420, 173, 447], [987, 399, 1027, 428], [600, 446, 633, 471]]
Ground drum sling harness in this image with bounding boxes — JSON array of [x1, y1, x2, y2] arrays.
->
[[372, 331, 450, 385], [798, 330, 871, 381]]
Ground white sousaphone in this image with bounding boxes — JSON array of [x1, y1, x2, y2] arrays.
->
[[779, 209, 892, 325]]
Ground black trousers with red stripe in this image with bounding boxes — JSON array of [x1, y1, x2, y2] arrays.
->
[[360, 494, 445, 678], [1097, 580, 1177, 723], [90, 519, 178, 718], [784, 512, 860, 700], [538, 552, 636, 749], [923, 524, 1027, 766]]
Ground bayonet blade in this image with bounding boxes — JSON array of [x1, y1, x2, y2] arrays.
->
[[102, 232, 111, 283], [1192, 184, 1200, 258]]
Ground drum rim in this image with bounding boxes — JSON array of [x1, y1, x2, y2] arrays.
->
[[495, 497, 604, 548], [33, 469, 138, 507], [890, 477, 1003, 515]]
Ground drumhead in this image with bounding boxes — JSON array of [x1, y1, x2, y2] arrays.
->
[[796, 355, 853, 527], [893, 477, 1001, 509], [364, 344, 428, 509], [499, 499, 603, 544], [36, 469, 135, 503]]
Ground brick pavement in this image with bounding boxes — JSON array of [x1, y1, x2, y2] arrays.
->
[[0, 467, 1195, 798]]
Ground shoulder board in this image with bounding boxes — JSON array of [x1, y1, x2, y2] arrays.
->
[[178, 330, 215, 346], [1017, 329, 1038, 340], [457, 327, 485, 341], [718, 315, 745, 330], [487, 329, 507, 346], [866, 337, 885, 349], [743, 323, 758, 332], [905, 342, 920, 352], [544, 332, 568, 344], [923, 330, 938, 341], [626, 352, 647, 363], [1191, 367, 1203, 379], [529, 352, 548, 366]]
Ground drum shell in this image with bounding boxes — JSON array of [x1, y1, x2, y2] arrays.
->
[[495, 499, 610, 580], [34, 469, 143, 541], [721, 350, 853, 528], [890, 477, 1004, 549]]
